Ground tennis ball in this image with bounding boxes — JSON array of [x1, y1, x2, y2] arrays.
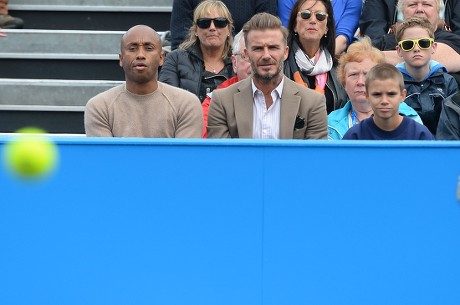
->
[[3, 128, 58, 180]]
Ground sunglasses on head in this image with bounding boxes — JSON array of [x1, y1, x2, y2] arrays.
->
[[299, 9, 328, 22], [398, 38, 434, 52], [196, 17, 229, 29]]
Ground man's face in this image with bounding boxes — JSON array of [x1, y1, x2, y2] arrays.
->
[[403, 0, 439, 28], [366, 78, 407, 121], [396, 26, 436, 69], [244, 29, 288, 83], [344, 58, 378, 106], [119, 26, 164, 85]]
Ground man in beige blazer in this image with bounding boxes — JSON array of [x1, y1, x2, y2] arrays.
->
[[207, 13, 327, 139]]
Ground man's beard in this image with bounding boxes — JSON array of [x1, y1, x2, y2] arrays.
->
[[252, 61, 284, 84]]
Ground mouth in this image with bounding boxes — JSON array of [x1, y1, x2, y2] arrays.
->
[[134, 63, 147, 70]]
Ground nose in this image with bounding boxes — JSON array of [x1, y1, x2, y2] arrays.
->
[[261, 47, 271, 59], [415, 3, 425, 13], [208, 20, 217, 30], [357, 72, 366, 85], [136, 47, 146, 59], [381, 94, 390, 105]]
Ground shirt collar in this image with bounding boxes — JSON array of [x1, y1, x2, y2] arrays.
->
[[251, 77, 284, 99]]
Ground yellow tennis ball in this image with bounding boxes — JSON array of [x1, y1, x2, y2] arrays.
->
[[3, 128, 58, 180]]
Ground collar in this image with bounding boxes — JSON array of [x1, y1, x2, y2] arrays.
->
[[250, 77, 285, 99]]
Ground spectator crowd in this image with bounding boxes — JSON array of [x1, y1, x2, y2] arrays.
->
[[8, 0, 453, 140]]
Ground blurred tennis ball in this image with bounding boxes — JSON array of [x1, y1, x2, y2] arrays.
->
[[3, 127, 59, 180]]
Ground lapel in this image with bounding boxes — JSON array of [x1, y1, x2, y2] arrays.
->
[[234, 78, 254, 138], [279, 77, 301, 139]]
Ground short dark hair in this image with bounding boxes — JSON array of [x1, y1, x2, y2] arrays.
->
[[242, 13, 288, 47], [365, 63, 405, 92]]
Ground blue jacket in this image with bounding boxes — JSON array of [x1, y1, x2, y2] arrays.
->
[[328, 100, 423, 140], [279, 0, 362, 45], [396, 60, 459, 134]]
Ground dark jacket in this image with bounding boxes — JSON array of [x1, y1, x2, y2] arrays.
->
[[159, 42, 234, 102], [396, 61, 459, 135], [436, 92, 460, 140], [284, 49, 348, 114]]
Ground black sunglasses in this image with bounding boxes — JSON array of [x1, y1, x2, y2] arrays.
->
[[196, 17, 229, 29], [299, 10, 328, 22], [398, 38, 434, 52]]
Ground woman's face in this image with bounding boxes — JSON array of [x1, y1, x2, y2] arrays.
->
[[294, 0, 328, 48], [195, 8, 230, 51]]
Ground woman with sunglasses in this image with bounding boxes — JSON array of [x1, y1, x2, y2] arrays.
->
[[279, 0, 362, 55], [159, 0, 235, 103], [284, 0, 347, 115]]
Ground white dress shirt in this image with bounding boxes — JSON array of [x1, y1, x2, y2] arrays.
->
[[251, 78, 284, 139]]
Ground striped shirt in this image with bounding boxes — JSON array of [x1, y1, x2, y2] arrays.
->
[[251, 78, 284, 139]]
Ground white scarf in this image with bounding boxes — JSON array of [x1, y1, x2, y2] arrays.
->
[[293, 40, 333, 76]]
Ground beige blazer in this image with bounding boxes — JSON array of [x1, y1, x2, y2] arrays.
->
[[207, 76, 328, 139]]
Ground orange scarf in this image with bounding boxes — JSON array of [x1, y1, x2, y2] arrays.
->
[[293, 70, 328, 95]]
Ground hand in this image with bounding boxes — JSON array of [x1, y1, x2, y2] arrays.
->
[[0, 31, 6, 37]]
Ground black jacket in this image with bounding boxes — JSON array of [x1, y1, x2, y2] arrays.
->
[[436, 92, 460, 140], [284, 49, 348, 114], [159, 43, 234, 102]]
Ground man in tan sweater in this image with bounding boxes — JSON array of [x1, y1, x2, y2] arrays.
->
[[85, 25, 203, 138]]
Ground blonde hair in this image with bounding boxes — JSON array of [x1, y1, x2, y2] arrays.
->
[[179, 0, 234, 61], [396, 16, 435, 42], [336, 37, 386, 86]]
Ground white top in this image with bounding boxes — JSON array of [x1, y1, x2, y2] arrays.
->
[[251, 78, 284, 139]]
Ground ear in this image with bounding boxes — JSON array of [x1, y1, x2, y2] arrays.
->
[[159, 50, 165, 67], [432, 41, 437, 54], [396, 45, 403, 58], [119, 53, 123, 67], [283, 45, 289, 61], [401, 88, 407, 101], [231, 54, 237, 73]]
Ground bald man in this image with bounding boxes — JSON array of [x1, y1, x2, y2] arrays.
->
[[85, 25, 203, 138]]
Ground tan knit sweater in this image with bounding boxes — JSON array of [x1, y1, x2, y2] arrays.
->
[[84, 82, 203, 138]]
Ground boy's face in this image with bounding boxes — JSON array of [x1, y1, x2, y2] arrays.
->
[[366, 78, 407, 121], [396, 26, 436, 69]]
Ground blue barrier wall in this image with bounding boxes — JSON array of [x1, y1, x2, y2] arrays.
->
[[1, 138, 460, 305]]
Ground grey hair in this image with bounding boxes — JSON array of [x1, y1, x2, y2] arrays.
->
[[231, 30, 245, 54], [397, 0, 445, 16]]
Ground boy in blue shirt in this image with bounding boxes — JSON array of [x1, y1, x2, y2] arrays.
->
[[343, 63, 434, 140], [395, 16, 458, 135]]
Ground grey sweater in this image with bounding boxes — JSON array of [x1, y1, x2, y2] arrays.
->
[[84, 82, 203, 138]]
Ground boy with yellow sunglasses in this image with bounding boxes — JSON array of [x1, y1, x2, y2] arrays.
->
[[395, 16, 458, 136]]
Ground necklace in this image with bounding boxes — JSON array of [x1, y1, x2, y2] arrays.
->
[[205, 61, 220, 73]]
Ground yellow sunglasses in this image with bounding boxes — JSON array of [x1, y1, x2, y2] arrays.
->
[[398, 38, 434, 52]]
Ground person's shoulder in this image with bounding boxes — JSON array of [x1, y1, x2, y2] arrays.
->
[[215, 77, 251, 96], [404, 117, 435, 139], [87, 83, 125, 106], [284, 77, 324, 98], [158, 82, 200, 103]]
